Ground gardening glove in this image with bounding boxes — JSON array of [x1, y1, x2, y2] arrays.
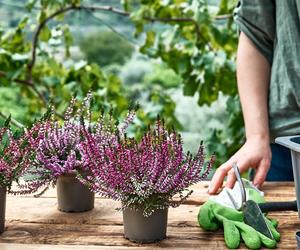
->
[[198, 179, 280, 249]]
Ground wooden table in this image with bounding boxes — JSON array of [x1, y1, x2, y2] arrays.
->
[[0, 182, 299, 249]]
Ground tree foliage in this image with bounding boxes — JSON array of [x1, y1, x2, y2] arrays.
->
[[0, 0, 243, 167], [79, 31, 134, 67]]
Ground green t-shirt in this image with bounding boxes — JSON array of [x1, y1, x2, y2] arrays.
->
[[234, 0, 300, 141]]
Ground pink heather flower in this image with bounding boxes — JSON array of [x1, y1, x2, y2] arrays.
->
[[80, 117, 214, 216]]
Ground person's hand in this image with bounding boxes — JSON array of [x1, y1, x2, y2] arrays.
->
[[208, 135, 271, 194]]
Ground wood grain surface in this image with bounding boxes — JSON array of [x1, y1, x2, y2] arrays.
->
[[0, 182, 299, 249]]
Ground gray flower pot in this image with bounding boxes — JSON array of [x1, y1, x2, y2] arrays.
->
[[296, 231, 300, 250], [56, 174, 94, 212], [276, 136, 300, 217], [123, 207, 168, 243], [0, 185, 6, 234]]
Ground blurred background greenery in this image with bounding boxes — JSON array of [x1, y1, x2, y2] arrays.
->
[[0, 0, 244, 173]]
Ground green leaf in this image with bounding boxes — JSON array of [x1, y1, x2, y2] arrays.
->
[[38, 10, 47, 23], [18, 17, 29, 29], [121, 0, 130, 11], [26, 0, 38, 11], [40, 26, 51, 42], [134, 22, 144, 37], [62, 26, 73, 57], [228, 0, 238, 10], [183, 79, 198, 96], [4, 115, 11, 128], [71, 0, 81, 5], [43, 76, 61, 87]]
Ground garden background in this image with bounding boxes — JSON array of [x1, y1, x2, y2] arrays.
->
[[0, 0, 242, 173]]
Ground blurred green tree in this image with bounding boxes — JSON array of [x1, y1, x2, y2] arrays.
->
[[79, 31, 134, 67], [0, 0, 242, 166]]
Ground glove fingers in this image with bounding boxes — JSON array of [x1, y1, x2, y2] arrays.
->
[[235, 221, 261, 249], [265, 218, 280, 242], [223, 219, 240, 249], [258, 232, 277, 249], [266, 217, 279, 228], [198, 203, 219, 231]]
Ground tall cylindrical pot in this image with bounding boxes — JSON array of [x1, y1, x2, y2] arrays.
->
[[296, 231, 300, 250], [0, 185, 6, 234], [123, 207, 168, 243], [276, 136, 300, 217], [56, 174, 94, 212]]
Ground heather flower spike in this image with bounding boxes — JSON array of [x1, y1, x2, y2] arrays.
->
[[80, 116, 214, 216]]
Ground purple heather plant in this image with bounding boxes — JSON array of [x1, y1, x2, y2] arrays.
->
[[17, 94, 135, 196], [79, 118, 214, 216], [19, 121, 82, 195], [0, 118, 32, 190]]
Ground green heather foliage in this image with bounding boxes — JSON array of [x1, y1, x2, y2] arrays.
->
[[0, 0, 242, 167]]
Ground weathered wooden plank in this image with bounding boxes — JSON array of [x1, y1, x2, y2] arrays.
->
[[9, 196, 297, 228], [2, 200, 300, 249], [0, 222, 254, 249], [0, 244, 158, 250], [0, 217, 298, 250], [5, 198, 123, 226], [2, 182, 298, 249], [0, 243, 208, 250], [5, 197, 205, 227]]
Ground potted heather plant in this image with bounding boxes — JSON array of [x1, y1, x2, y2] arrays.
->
[[80, 118, 214, 243], [20, 95, 135, 213], [0, 118, 30, 233], [18, 97, 95, 212], [41, 120, 95, 213]]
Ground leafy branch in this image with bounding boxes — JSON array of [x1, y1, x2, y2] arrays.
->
[[0, 112, 24, 128], [26, 4, 212, 81], [0, 70, 46, 105]]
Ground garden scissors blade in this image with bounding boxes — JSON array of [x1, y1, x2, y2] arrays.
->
[[232, 163, 274, 240]]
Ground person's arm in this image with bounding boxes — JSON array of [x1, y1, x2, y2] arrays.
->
[[208, 32, 271, 194]]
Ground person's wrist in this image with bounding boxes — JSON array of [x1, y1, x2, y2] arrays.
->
[[246, 133, 270, 145]]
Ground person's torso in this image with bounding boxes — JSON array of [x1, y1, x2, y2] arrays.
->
[[269, 0, 300, 140]]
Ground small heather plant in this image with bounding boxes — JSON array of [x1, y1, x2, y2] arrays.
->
[[17, 93, 135, 196], [0, 117, 31, 190], [80, 117, 214, 216]]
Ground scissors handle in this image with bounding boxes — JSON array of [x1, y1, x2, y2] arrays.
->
[[232, 163, 246, 204]]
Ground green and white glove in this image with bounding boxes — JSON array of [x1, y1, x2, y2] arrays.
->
[[198, 179, 280, 249]]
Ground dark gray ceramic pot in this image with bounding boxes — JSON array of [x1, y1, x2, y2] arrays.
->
[[56, 174, 94, 212], [0, 185, 6, 234], [296, 231, 300, 250], [123, 207, 168, 243]]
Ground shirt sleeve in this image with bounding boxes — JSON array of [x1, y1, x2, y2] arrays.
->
[[234, 0, 275, 64]]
